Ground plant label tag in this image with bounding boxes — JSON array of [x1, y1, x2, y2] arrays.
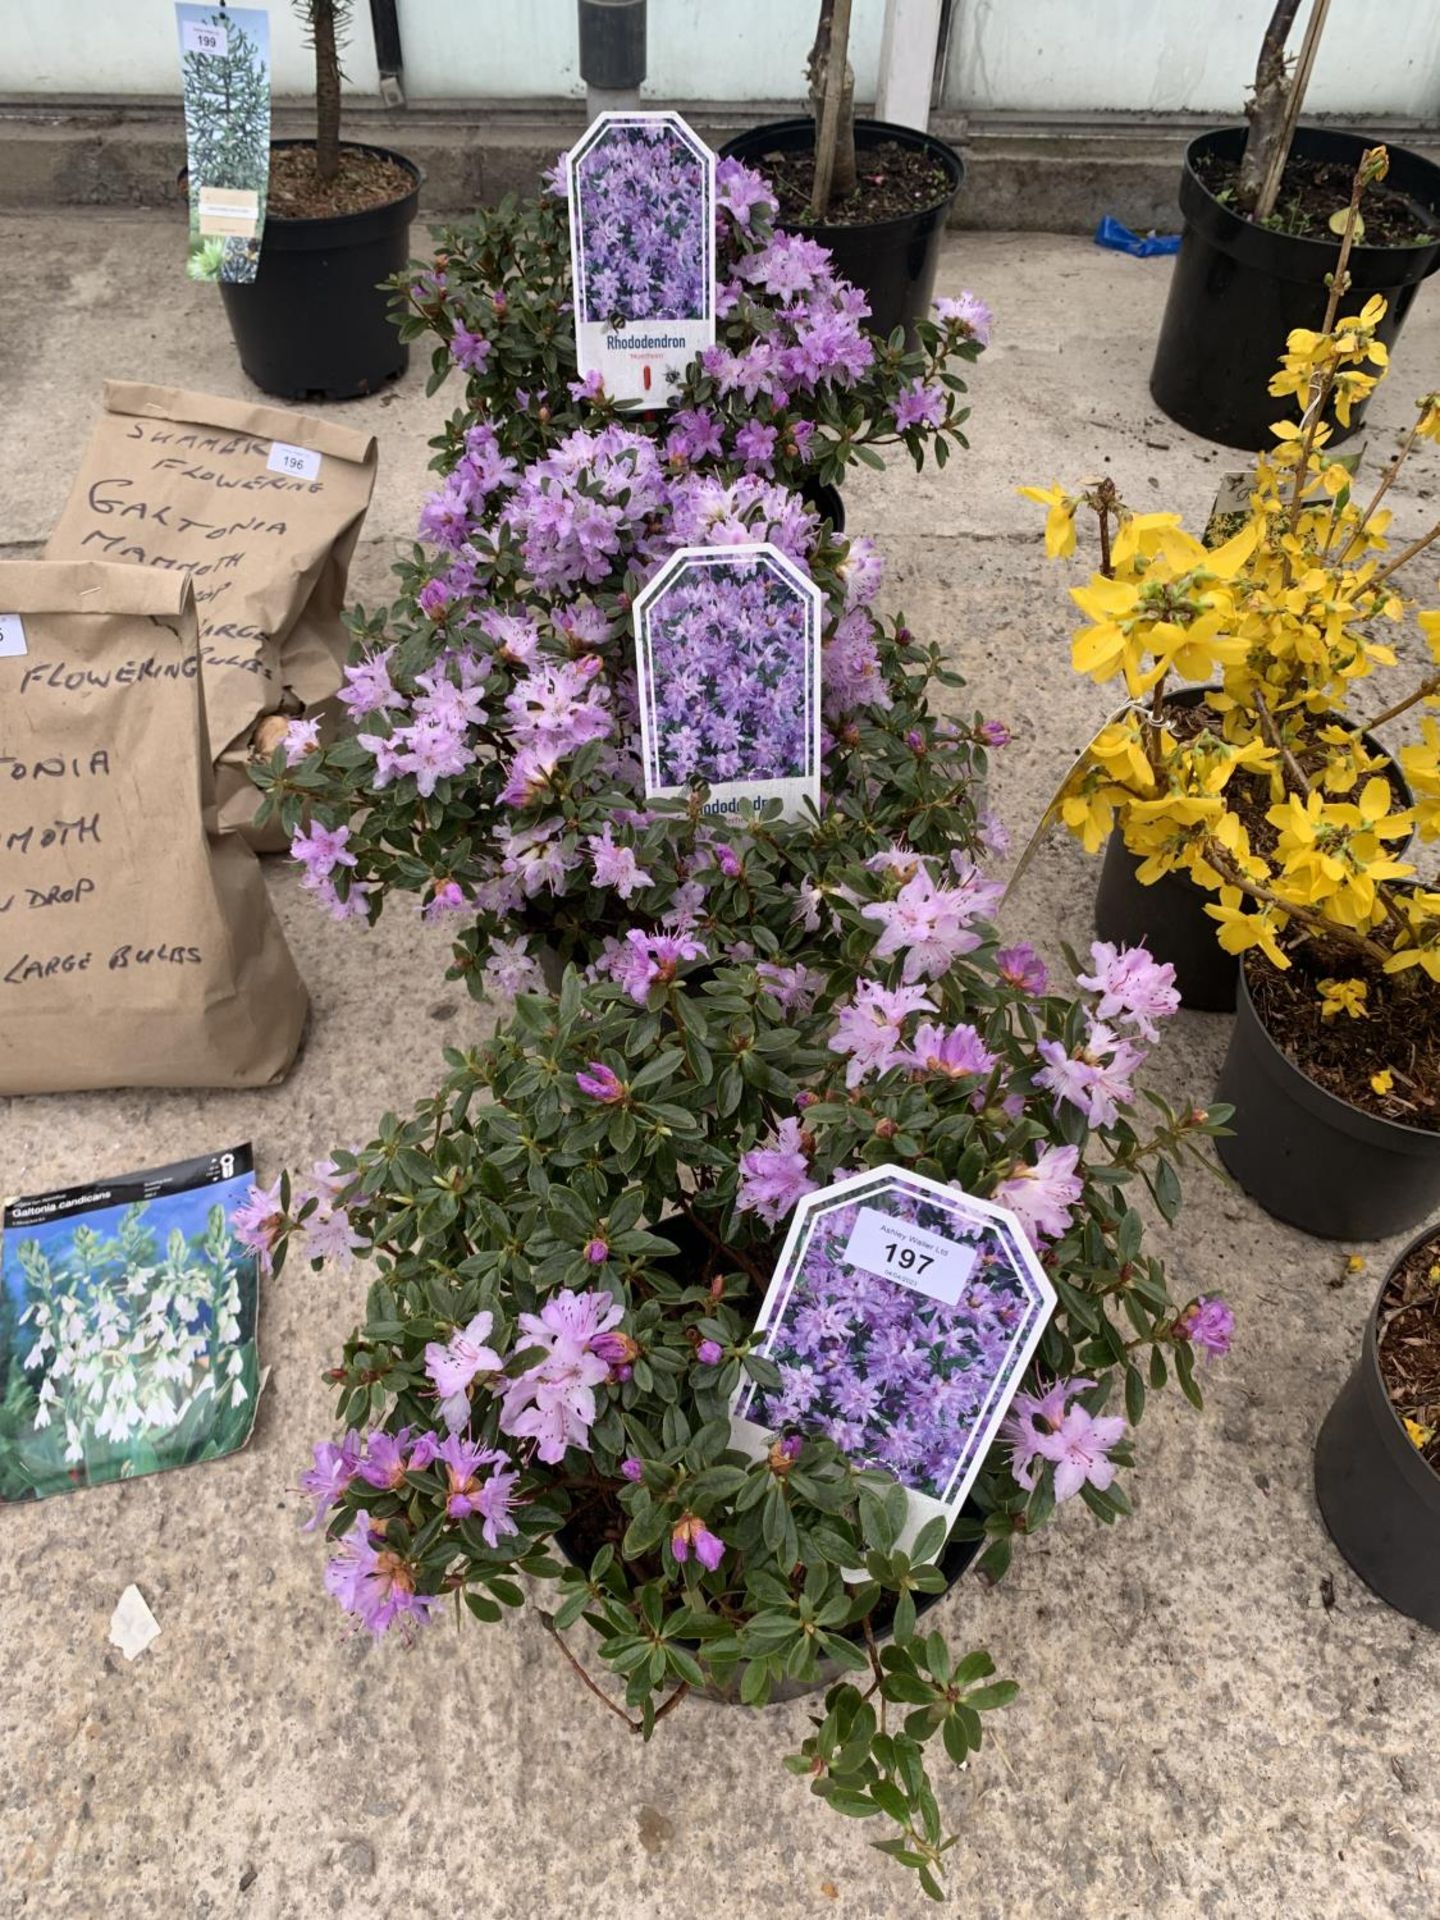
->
[[0, 615, 27, 659], [197, 186, 261, 238], [633, 542, 823, 824], [840, 1206, 978, 1305], [176, 5, 271, 282], [731, 1166, 1057, 1555], [181, 17, 227, 55], [267, 441, 322, 482], [565, 110, 716, 408]]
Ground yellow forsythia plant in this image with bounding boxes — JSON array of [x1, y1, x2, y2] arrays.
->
[[1023, 147, 1440, 999]]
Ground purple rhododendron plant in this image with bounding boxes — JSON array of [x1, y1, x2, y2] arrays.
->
[[247, 140, 1234, 1902]]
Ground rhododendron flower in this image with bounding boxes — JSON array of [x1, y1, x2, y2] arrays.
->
[[737, 1117, 817, 1225], [908, 1021, 997, 1079], [1002, 1378, 1078, 1487], [935, 290, 993, 346], [671, 1512, 725, 1570], [324, 1521, 440, 1639], [437, 1434, 520, 1544], [482, 937, 544, 1000], [612, 929, 708, 1004], [862, 863, 990, 983], [499, 1289, 622, 1462], [575, 1061, 626, 1103], [991, 1144, 1083, 1247], [1043, 1403, 1127, 1502], [425, 1311, 504, 1433], [233, 1176, 286, 1275], [1180, 1296, 1235, 1358], [587, 825, 654, 900], [1036, 1024, 1145, 1129], [282, 717, 321, 764], [1076, 941, 1180, 1043], [894, 379, 947, 431], [352, 1426, 438, 1493], [291, 821, 355, 883], [996, 944, 1048, 995], [828, 980, 937, 1087], [299, 1430, 361, 1530]]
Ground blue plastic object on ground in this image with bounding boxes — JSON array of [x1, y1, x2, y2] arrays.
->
[[1094, 215, 1181, 258]]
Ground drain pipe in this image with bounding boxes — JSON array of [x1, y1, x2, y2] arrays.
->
[[578, 0, 647, 119]]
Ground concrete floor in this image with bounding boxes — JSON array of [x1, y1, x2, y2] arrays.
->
[[2, 211, 1439, 1920]]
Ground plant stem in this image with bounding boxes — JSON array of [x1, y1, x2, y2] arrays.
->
[[1253, 692, 1312, 795], [1365, 672, 1440, 731], [1203, 844, 1395, 969], [1369, 518, 1440, 591], [313, 0, 341, 183], [809, 0, 855, 221], [538, 1608, 689, 1734], [1253, 0, 1331, 223], [1237, 0, 1304, 213]]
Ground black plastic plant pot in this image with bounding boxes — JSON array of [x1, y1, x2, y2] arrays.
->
[[719, 118, 964, 344], [1151, 125, 1440, 450], [1314, 1227, 1440, 1629], [1095, 836, 1239, 1013], [217, 140, 422, 402], [1214, 961, 1440, 1241]]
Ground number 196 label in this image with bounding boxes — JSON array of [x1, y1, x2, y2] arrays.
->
[[267, 441, 322, 482], [840, 1205, 978, 1306]]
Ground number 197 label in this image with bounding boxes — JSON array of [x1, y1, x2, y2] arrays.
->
[[840, 1205, 978, 1306]]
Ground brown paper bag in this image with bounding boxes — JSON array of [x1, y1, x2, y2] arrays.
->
[[0, 562, 307, 1094], [45, 380, 377, 847]]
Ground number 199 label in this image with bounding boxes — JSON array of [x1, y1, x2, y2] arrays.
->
[[840, 1205, 978, 1306]]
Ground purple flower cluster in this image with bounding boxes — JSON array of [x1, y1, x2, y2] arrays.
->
[[574, 121, 708, 324], [644, 557, 812, 789], [1002, 1376, 1126, 1503], [749, 1195, 1039, 1502], [1038, 941, 1179, 1128], [705, 225, 875, 404]]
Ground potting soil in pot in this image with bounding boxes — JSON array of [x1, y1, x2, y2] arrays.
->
[[1193, 148, 1437, 247], [1378, 1231, 1440, 1476], [1245, 948, 1440, 1130], [267, 143, 415, 219], [761, 140, 952, 228]]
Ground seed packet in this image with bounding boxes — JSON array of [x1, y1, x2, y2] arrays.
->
[[633, 542, 822, 822], [175, 4, 271, 283], [566, 109, 716, 406], [732, 1166, 1056, 1554], [0, 1146, 262, 1502]]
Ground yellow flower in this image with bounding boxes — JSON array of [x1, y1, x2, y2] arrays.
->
[[1405, 1418, 1435, 1452], [1206, 892, 1290, 967], [1400, 717, 1440, 841], [1370, 1069, 1395, 1094], [1018, 484, 1078, 559], [1416, 393, 1440, 442], [1345, 1254, 1367, 1274], [1318, 977, 1368, 1020]]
